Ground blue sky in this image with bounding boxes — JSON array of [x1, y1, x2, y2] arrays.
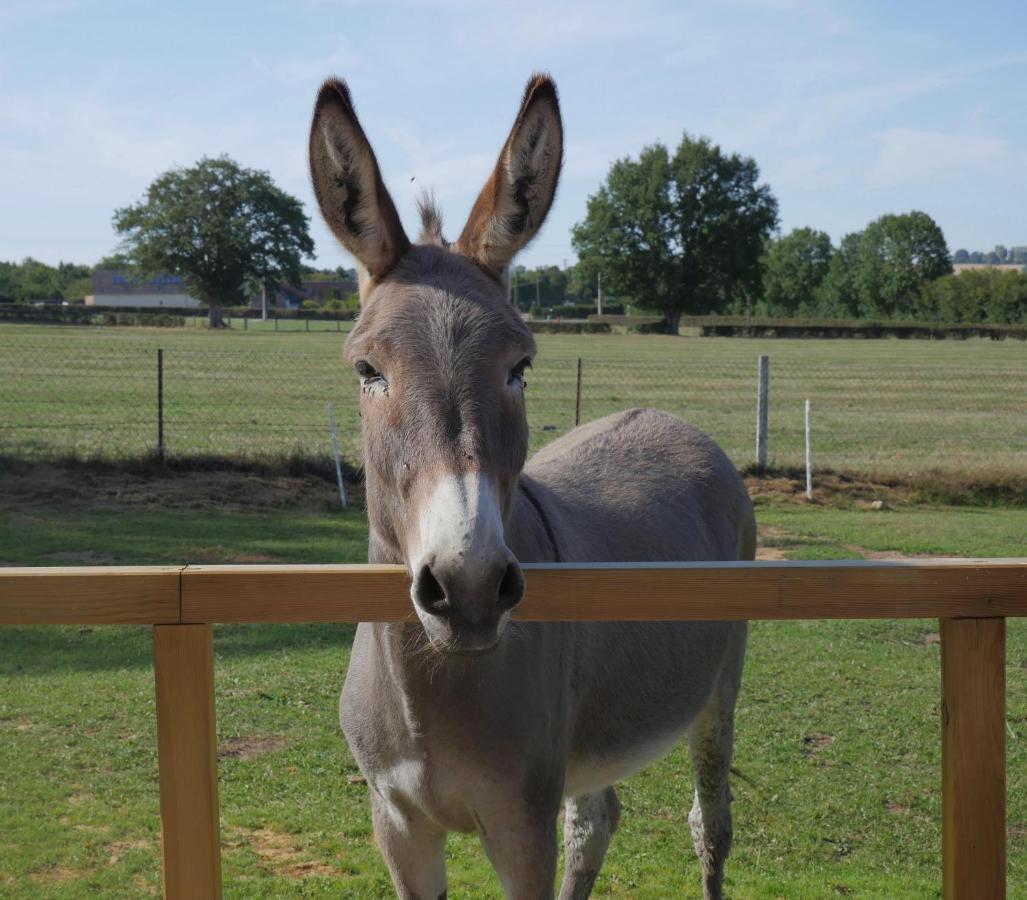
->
[[2, 0, 1025, 271]]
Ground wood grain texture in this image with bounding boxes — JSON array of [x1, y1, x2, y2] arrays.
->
[[0, 566, 181, 624], [941, 617, 1006, 899], [154, 625, 222, 900], [180, 559, 1027, 624]]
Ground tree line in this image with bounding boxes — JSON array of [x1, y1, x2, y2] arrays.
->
[[4, 146, 1025, 330], [571, 135, 1026, 331]]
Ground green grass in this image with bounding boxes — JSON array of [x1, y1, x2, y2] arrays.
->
[[1, 484, 1025, 897], [756, 502, 1027, 559], [1, 323, 1024, 474]]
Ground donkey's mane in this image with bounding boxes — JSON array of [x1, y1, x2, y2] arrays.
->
[[416, 192, 447, 247]]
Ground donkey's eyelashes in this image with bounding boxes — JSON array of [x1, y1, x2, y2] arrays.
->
[[509, 356, 532, 386]]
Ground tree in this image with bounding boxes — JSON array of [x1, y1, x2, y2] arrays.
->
[[760, 228, 833, 316], [0, 262, 18, 303], [113, 155, 314, 326], [94, 252, 133, 271], [851, 212, 952, 319], [572, 135, 778, 334], [814, 232, 863, 318]]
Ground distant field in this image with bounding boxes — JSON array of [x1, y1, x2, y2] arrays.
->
[[1, 322, 1024, 474]]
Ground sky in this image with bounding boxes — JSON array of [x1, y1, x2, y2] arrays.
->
[[2, 0, 1026, 273]]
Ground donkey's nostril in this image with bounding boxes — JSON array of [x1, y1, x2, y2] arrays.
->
[[414, 564, 449, 616], [496, 561, 525, 613]]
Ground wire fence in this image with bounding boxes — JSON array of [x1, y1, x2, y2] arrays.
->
[[1, 332, 1024, 476]]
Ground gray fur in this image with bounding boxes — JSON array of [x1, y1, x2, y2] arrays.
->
[[309, 74, 753, 900]]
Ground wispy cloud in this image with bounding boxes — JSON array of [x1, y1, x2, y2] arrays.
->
[[867, 128, 1022, 188]]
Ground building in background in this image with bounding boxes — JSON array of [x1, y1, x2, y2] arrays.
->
[[86, 271, 201, 308], [253, 278, 358, 309], [952, 263, 1026, 275]]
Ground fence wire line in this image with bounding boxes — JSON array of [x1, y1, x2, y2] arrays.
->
[[1, 338, 1024, 475]]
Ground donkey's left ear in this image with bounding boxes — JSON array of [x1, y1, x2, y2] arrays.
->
[[456, 74, 563, 277]]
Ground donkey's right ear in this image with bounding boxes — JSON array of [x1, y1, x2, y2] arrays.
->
[[309, 79, 410, 286]]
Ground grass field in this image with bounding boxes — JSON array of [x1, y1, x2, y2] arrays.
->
[[1, 323, 1024, 474], [1, 465, 1025, 897]]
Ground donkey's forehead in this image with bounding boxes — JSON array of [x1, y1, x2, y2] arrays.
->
[[344, 248, 535, 363]]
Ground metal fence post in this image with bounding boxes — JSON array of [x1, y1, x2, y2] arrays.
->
[[157, 349, 165, 462], [756, 355, 769, 470], [804, 399, 812, 500], [575, 358, 583, 427]]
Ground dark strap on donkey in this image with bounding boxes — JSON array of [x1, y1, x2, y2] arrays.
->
[[518, 480, 562, 563]]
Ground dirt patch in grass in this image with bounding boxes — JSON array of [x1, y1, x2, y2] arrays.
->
[[187, 546, 285, 563], [225, 825, 335, 878], [219, 734, 290, 761], [745, 465, 1026, 508], [106, 838, 151, 865], [43, 549, 117, 564], [802, 732, 835, 755], [841, 543, 954, 560], [0, 461, 359, 515], [29, 864, 90, 884]]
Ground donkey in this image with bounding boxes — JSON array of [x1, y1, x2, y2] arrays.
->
[[308, 74, 755, 900]]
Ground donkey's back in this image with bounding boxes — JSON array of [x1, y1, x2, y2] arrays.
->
[[521, 407, 756, 564]]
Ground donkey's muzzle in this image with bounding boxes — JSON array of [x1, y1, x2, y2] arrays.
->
[[412, 555, 525, 650]]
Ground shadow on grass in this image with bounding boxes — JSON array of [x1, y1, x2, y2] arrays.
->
[[0, 623, 357, 675]]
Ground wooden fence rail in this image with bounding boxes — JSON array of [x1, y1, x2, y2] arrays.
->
[[2, 559, 1026, 898]]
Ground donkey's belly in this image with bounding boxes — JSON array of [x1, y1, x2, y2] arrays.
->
[[564, 726, 687, 798]]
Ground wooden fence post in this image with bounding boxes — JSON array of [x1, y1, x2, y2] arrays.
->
[[154, 624, 222, 900], [756, 355, 769, 471], [941, 616, 1006, 899]]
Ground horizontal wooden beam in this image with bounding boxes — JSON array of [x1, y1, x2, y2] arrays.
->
[[2, 560, 1025, 626], [181, 559, 1027, 624], [0, 566, 182, 625]]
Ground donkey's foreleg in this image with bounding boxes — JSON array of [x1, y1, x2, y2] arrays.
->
[[370, 792, 448, 900], [558, 787, 621, 900], [687, 636, 745, 900], [478, 810, 559, 899]]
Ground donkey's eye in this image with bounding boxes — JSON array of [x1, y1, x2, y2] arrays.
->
[[355, 361, 381, 380], [355, 361, 388, 395], [509, 357, 532, 386]]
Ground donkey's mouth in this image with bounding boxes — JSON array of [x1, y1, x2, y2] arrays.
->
[[430, 639, 501, 658]]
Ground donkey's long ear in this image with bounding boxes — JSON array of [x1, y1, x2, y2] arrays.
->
[[309, 79, 410, 288], [456, 74, 563, 277]]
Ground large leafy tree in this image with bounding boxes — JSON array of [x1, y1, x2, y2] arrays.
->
[[572, 135, 778, 334], [851, 211, 951, 319], [761, 228, 833, 316], [113, 156, 314, 326], [815, 232, 863, 318]]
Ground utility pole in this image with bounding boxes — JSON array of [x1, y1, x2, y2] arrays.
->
[[597, 272, 603, 316], [261, 278, 268, 321]]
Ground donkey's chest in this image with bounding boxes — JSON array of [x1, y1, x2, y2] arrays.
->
[[368, 743, 510, 833]]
